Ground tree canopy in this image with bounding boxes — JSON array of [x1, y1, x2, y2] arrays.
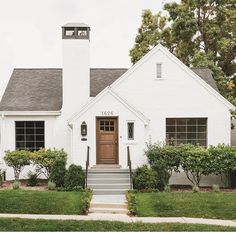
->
[[130, 0, 236, 106]]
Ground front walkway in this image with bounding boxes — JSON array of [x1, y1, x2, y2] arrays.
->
[[0, 213, 236, 227]]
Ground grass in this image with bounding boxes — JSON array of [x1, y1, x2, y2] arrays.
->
[[0, 190, 85, 215], [135, 192, 236, 219], [0, 218, 235, 231]]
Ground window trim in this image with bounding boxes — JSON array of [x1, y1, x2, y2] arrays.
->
[[15, 121, 45, 151], [156, 63, 162, 79], [165, 118, 208, 147], [127, 121, 135, 141]]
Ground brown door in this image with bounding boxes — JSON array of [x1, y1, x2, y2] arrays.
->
[[96, 117, 118, 164]]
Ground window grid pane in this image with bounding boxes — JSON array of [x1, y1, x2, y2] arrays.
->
[[156, 63, 162, 78], [166, 118, 207, 147], [15, 121, 45, 151], [127, 122, 134, 140]]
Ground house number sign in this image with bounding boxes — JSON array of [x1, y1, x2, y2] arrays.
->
[[101, 111, 114, 116]]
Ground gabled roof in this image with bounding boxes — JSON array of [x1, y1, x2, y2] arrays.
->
[[68, 87, 150, 125], [0, 69, 62, 111], [191, 67, 219, 92], [0, 64, 222, 111], [0, 68, 127, 111], [111, 44, 234, 109], [90, 68, 128, 96]]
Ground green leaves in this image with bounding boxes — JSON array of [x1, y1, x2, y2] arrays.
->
[[145, 143, 236, 187], [4, 149, 67, 180], [31, 148, 67, 178], [4, 150, 31, 180]]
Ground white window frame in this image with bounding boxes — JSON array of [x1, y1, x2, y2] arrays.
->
[[127, 121, 135, 141], [156, 63, 163, 79]]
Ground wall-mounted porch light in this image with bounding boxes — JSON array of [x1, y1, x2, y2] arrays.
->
[[81, 121, 87, 136]]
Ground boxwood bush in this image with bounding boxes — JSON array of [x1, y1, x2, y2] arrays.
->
[[64, 164, 85, 189], [133, 165, 157, 190]]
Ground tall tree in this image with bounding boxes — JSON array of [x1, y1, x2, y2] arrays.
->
[[130, 0, 236, 105]]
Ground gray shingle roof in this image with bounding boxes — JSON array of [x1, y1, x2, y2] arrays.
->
[[191, 67, 219, 92], [90, 68, 127, 96], [0, 69, 62, 111], [0, 67, 218, 111]]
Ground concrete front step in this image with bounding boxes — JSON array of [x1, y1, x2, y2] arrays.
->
[[91, 203, 127, 209], [93, 189, 128, 195], [88, 173, 130, 179], [88, 178, 130, 184], [89, 207, 128, 214], [88, 183, 130, 190], [88, 169, 129, 173], [91, 165, 122, 169]]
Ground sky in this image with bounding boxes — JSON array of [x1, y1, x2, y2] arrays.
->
[[0, 0, 177, 96]]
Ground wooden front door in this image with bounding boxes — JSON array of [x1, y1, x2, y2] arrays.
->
[[96, 117, 118, 164]]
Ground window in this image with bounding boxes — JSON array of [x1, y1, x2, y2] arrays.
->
[[156, 63, 162, 78], [15, 121, 45, 151], [166, 118, 207, 147], [127, 122, 134, 140], [100, 120, 115, 132]]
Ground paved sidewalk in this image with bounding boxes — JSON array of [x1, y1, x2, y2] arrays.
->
[[0, 213, 236, 227]]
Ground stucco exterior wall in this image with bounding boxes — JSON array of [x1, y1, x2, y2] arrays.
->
[[112, 48, 231, 147], [0, 115, 57, 180], [70, 91, 147, 169]]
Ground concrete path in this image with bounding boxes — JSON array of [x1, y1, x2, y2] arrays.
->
[[91, 194, 126, 204], [0, 213, 236, 227]]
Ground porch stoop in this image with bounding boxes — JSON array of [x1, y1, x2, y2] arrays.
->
[[87, 166, 131, 195], [87, 165, 130, 214]]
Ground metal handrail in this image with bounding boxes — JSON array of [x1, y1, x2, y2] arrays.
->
[[85, 146, 90, 188], [127, 146, 133, 189]]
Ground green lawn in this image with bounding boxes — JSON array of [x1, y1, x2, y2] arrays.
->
[[135, 192, 236, 219], [0, 218, 235, 231], [0, 190, 85, 215]]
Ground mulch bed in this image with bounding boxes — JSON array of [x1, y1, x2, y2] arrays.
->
[[0, 179, 47, 190]]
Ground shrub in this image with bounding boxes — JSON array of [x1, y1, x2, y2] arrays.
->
[[27, 171, 39, 186], [212, 184, 220, 193], [49, 159, 66, 187], [133, 165, 157, 190], [192, 185, 200, 193], [208, 145, 236, 187], [126, 191, 138, 216], [145, 143, 181, 190], [179, 144, 211, 187], [64, 164, 85, 189], [80, 189, 92, 215], [31, 149, 67, 178], [4, 150, 31, 180], [12, 180, 20, 190], [0, 169, 4, 187], [48, 181, 56, 190]]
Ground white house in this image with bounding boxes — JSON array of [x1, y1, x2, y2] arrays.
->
[[0, 23, 235, 187]]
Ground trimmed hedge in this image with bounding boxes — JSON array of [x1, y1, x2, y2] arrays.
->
[[143, 143, 236, 189]]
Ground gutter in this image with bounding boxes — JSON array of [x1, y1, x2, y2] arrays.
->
[[0, 111, 61, 116]]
